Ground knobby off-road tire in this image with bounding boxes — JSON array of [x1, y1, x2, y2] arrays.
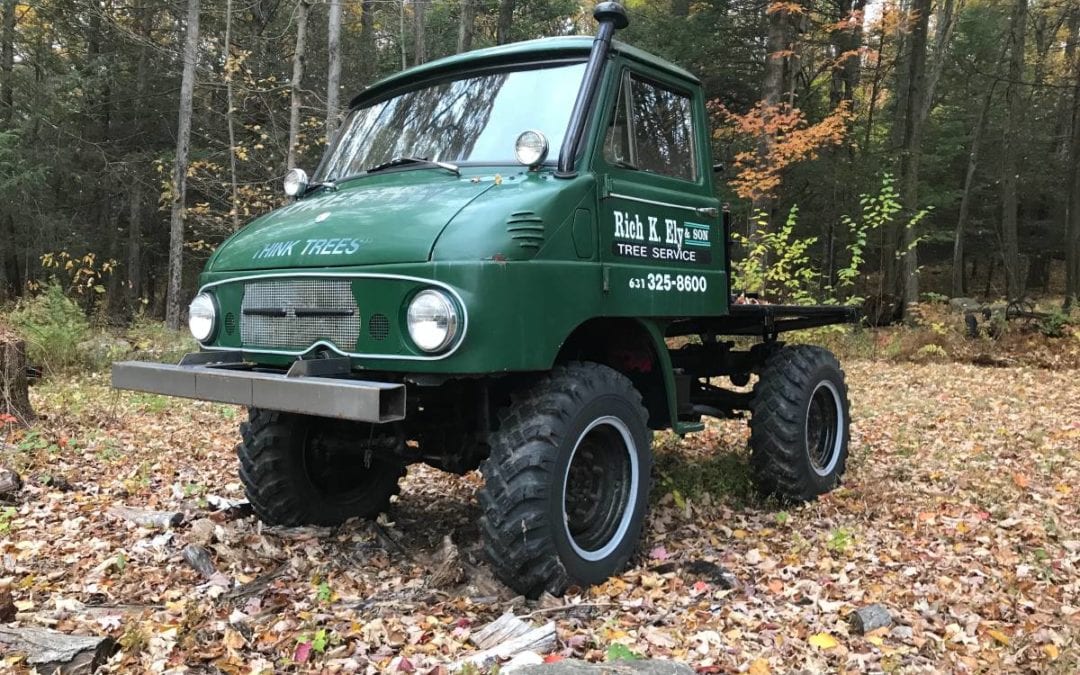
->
[[237, 408, 405, 526], [749, 345, 850, 501], [478, 362, 653, 598]]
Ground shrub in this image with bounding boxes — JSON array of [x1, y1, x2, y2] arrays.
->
[[9, 282, 90, 371], [1037, 311, 1071, 339]]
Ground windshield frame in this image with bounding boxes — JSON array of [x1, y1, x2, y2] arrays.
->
[[312, 57, 590, 182]]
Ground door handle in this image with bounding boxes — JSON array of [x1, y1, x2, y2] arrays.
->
[[696, 206, 719, 218]]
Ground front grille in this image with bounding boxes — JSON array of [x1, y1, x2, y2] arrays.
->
[[240, 279, 360, 350]]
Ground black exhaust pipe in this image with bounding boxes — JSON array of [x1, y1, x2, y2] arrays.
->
[[555, 2, 629, 178]]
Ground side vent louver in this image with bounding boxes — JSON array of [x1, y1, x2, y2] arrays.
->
[[506, 211, 545, 250]]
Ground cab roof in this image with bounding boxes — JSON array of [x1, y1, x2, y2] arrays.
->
[[348, 36, 699, 109]]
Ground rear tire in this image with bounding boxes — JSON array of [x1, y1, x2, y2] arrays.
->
[[478, 362, 653, 598], [237, 408, 405, 526], [749, 345, 850, 501]]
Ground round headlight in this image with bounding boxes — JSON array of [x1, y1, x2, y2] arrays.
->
[[188, 293, 217, 342], [514, 130, 549, 167], [407, 290, 459, 353], [283, 168, 309, 197]]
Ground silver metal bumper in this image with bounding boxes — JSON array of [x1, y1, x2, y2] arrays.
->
[[111, 356, 406, 423]]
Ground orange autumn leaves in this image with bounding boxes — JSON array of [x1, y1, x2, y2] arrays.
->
[[715, 101, 853, 203]]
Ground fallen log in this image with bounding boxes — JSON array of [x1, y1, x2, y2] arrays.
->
[[452, 613, 556, 671], [0, 625, 116, 674], [107, 506, 184, 529]]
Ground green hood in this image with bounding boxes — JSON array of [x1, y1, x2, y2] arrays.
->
[[207, 172, 494, 272]]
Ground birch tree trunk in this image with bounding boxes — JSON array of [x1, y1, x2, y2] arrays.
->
[[287, 0, 310, 172], [326, 0, 342, 136], [1000, 0, 1028, 301], [165, 0, 200, 331]]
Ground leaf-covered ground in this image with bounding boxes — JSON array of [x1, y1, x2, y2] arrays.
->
[[2, 360, 1078, 673]]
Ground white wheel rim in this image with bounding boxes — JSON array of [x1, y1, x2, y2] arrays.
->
[[561, 415, 639, 562], [806, 380, 844, 477]]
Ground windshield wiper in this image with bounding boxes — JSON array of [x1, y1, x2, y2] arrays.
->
[[303, 180, 338, 196], [366, 156, 460, 177]]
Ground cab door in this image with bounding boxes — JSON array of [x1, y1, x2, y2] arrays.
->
[[593, 66, 726, 318]]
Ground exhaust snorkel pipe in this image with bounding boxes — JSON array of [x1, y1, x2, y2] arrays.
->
[[555, 2, 629, 178]]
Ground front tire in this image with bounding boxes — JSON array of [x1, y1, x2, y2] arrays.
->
[[478, 362, 653, 598], [749, 345, 850, 501], [237, 408, 405, 526]]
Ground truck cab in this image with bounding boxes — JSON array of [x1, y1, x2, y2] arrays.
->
[[114, 2, 855, 598]]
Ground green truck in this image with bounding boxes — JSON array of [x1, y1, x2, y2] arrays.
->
[[112, 2, 855, 598]]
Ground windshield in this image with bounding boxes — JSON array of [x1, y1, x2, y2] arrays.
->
[[314, 62, 587, 182]]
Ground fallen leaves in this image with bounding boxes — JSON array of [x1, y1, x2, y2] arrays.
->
[[0, 361, 1077, 671]]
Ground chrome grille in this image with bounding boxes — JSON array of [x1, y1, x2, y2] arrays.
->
[[240, 279, 359, 350]]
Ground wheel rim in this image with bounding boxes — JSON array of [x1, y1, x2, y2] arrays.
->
[[561, 416, 639, 562], [806, 380, 844, 477]]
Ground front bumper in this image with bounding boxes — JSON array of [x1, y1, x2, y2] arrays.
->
[[111, 353, 406, 423]]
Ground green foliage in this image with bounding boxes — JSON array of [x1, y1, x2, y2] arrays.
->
[[826, 527, 854, 553], [606, 643, 641, 661], [1037, 311, 1071, 338], [732, 206, 818, 303], [0, 507, 16, 534], [654, 438, 755, 506], [9, 282, 90, 372]]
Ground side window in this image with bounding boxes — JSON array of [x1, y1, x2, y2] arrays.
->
[[629, 76, 695, 181], [603, 72, 697, 181], [603, 76, 632, 167]]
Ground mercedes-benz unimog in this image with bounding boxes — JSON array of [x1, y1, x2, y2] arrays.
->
[[112, 2, 856, 598]]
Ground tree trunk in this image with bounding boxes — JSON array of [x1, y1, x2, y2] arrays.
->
[[0, 626, 115, 672], [496, 0, 515, 45], [0, 327, 34, 425], [287, 0, 310, 172], [952, 81, 997, 297], [165, 0, 200, 331], [829, 0, 865, 110], [413, 0, 427, 66], [127, 1, 151, 309], [1066, 45, 1080, 310], [399, 0, 406, 69], [918, 0, 958, 126], [896, 0, 930, 316], [457, 0, 474, 54], [326, 0, 343, 135], [0, 0, 13, 124], [1000, 0, 1027, 302], [224, 0, 239, 229], [1, 0, 18, 299], [361, 0, 375, 83]]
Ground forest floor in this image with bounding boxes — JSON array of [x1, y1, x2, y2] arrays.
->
[[1, 338, 1080, 672]]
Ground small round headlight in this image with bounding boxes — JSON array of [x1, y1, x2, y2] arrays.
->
[[283, 168, 309, 197], [406, 290, 458, 353], [514, 130, 549, 167], [188, 293, 217, 342]]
